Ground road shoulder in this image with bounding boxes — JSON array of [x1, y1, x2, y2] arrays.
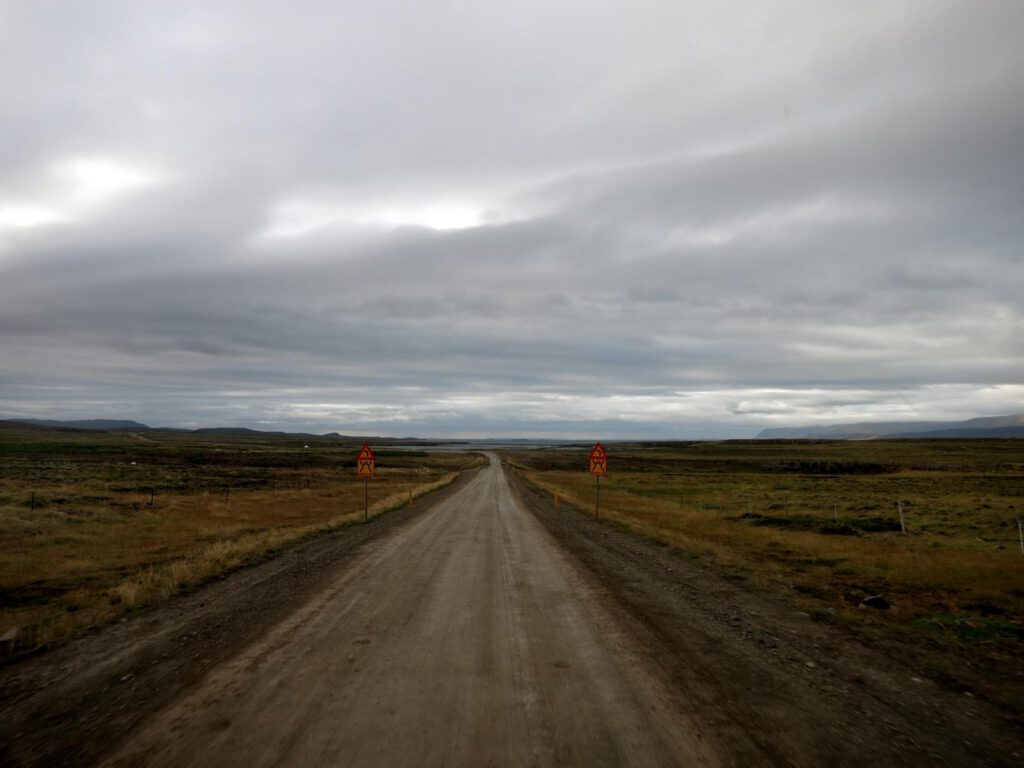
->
[[507, 464, 1024, 766]]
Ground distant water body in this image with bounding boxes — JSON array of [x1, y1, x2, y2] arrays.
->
[[391, 441, 583, 452]]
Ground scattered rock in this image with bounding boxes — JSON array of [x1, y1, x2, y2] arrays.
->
[[0, 627, 20, 643], [806, 661, 817, 669], [0, 627, 21, 657], [859, 595, 891, 610]]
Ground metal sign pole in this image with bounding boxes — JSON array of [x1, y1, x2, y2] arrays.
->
[[589, 442, 607, 519], [364, 477, 368, 522]]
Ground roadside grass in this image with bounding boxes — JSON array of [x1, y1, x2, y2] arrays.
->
[[509, 440, 1024, 688], [0, 426, 484, 653]]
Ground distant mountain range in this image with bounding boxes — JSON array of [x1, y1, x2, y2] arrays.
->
[[756, 414, 1024, 440], [3, 418, 153, 431], [4, 415, 1022, 441], [0, 419, 427, 442], [0, 420, 586, 446]]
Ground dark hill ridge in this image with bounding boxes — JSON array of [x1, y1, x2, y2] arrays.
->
[[5, 415, 1022, 441], [0, 418, 342, 438], [757, 414, 1024, 440], [0, 419, 441, 444], [2, 418, 151, 431], [892, 425, 1024, 439]]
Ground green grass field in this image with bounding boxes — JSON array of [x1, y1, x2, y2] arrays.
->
[[0, 423, 483, 653]]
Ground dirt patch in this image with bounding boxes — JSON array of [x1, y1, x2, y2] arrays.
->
[[509, 466, 1024, 766], [0, 468, 481, 768]]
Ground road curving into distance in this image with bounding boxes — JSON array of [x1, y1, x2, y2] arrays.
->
[[104, 454, 708, 766]]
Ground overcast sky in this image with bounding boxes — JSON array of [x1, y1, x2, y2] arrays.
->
[[1, 1, 1021, 438]]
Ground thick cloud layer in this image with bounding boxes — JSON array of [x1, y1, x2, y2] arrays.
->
[[1, 1, 1021, 437]]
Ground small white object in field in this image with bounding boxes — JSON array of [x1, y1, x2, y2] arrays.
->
[[130, 461, 136, 465], [304, 444, 309, 449]]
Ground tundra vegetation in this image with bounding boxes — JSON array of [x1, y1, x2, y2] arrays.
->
[[506, 439, 1024, 711], [0, 422, 483, 653]]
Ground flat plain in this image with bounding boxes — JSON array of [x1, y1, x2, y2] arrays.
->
[[507, 439, 1024, 714], [2, 429, 1023, 766], [0, 422, 483, 653]]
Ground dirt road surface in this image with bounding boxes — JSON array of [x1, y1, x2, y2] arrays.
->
[[102, 455, 704, 766], [2, 454, 1021, 766]]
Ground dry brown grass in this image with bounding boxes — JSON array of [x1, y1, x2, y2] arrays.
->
[[94, 472, 458, 617], [0, 436, 481, 652], [513, 440, 1024, 715], [527, 470, 1024, 617]]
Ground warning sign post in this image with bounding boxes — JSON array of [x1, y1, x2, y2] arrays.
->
[[589, 443, 608, 518], [356, 443, 376, 521]]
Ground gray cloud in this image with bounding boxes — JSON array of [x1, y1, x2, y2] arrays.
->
[[1, 1, 1022, 437]]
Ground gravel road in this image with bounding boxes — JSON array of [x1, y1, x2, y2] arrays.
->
[[102, 454, 706, 766], [3, 454, 1020, 766]]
